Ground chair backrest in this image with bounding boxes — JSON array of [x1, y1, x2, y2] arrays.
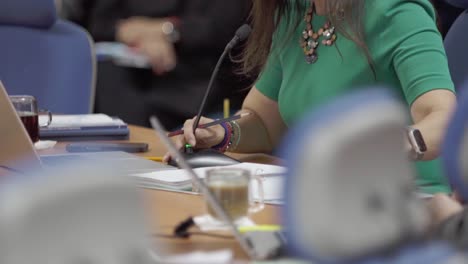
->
[[0, 0, 95, 114], [444, 0, 468, 90], [445, 0, 468, 9], [442, 80, 468, 200], [279, 88, 430, 263], [0, 162, 156, 264]]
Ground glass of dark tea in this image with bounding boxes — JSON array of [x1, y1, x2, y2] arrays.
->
[[9, 95, 52, 143], [205, 168, 264, 221]]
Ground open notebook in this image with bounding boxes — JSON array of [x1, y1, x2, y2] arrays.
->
[[131, 162, 286, 204]]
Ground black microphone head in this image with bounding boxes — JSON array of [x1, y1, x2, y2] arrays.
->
[[235, 24, 252, 42]]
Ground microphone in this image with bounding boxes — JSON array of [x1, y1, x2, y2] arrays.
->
[[192, 24, 252, 134], [225, 24, 252, 51]]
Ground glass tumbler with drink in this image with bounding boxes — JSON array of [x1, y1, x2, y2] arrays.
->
[[9, 95, 52, 143], [205, 168, 264, 222]]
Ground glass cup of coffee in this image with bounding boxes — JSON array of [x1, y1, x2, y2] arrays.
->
[[9, 95, 52, 143], [205, 168, 264, 221]]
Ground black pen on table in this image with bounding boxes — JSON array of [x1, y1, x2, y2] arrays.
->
[[167, 112, 250, 137]]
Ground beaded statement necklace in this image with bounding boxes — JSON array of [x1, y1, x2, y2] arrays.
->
[[300, 4, 337, 64]]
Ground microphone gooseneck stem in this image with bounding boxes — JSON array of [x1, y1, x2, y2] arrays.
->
[[192, 43, 233, 135]]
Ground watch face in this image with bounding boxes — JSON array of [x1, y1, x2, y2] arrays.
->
[[413, 130, 427, 152]]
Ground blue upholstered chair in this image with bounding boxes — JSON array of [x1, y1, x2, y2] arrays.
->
[[0, 0, 95, 114], [442, 80, 468, 200], [279, 88, 463, 263], [444, 0, 468, 89]]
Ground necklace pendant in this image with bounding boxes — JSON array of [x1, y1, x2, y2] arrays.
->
[[305, 53, 318, 64], [301, 4, 335, 65], [323, 27, 335, 39], [307, 40, 318, 49]]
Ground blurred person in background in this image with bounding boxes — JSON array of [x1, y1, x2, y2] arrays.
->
[[61, 0, 251, 129]]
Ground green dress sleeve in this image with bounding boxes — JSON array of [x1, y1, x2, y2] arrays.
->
[[254, 12, 290, 102], [255, 50, 283, 101], [369, 0, 455, 105]]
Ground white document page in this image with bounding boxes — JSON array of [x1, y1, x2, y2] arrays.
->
[[132, 163, 287, 202]]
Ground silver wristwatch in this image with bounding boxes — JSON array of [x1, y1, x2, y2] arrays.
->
[[406, 127, 427, 161], [161, 21, 180, 43]]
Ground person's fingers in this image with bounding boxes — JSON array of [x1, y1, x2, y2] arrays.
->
[[428, 193, 464, 226], [142, 42, 164, 75], [194, 128, 211, 138], [179, 116, 217, 148], [163, 46, 177, 72], [117, 23, 143, 45], [198, 116, 212, 124], [163, 152, 171, 163], [115, 25, 130, 43], [173, 135, 186, 151], [136, 38, 176, 75], [183, 118, 196, 146], [153, 50, 165, 74], [155, 43, 176, 74], [452, 191, 464, 204], [155, 46, 171, 75], [163, 55, 176, 72], [194, 129, 212, 147], [163, 135, 186, 163]]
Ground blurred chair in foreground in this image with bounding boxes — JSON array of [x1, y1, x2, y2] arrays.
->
[[443, 80, 468, 206], [0, 162, 156, 264], [444, 0, 468, 90], [0, 0, 95, 114], [438, 80, 468, 248], [280, 88, 465, 263]]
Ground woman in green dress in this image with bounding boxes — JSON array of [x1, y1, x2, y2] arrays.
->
[[169, 0, 456, 195]]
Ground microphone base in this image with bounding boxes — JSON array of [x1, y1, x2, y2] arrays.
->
[[168, 148, 240, 168]]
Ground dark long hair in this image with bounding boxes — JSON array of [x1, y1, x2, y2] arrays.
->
[[241, 0, 372, 77]]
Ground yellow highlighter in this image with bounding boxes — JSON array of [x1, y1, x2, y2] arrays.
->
[[238, 225, 282, 233], [144, 156, 164, 162], [223, 98, 230, 118]]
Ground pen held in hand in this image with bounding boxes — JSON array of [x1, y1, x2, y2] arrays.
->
[[168, 112, 250, 137]]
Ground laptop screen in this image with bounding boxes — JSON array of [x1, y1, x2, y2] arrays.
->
[[0, 81, 42, 171]]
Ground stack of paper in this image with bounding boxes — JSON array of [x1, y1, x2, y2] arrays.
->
[[39, 114, 129, 141], [131, 162, 287, 203]]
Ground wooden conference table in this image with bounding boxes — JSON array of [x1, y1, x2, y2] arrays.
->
[[38, 125, 282, 260]]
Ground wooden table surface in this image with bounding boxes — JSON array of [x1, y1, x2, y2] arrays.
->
[[38, 125, 282, 260]]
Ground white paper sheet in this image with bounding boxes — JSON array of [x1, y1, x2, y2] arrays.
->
[[160, 249, 233, 264], [39, 114, 124, 127], [132, 163, 287, 201]]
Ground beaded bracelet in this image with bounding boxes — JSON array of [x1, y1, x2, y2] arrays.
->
[[211, 122, 232, 152], [227, 120, 241, 151]]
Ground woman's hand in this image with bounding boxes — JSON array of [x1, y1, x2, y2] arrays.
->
[[116, 17, 164, 46], [428, 193, 464, 227], [137, 36, 177, 75], [115, 16, 176, 74], [163, 116, 226, 162]]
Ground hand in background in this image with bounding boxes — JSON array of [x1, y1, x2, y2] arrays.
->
[[116, 17, 164, 46], [163, 116, 225, 163], [137, 36, 177, 75], [428, 193, 464, 227]]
